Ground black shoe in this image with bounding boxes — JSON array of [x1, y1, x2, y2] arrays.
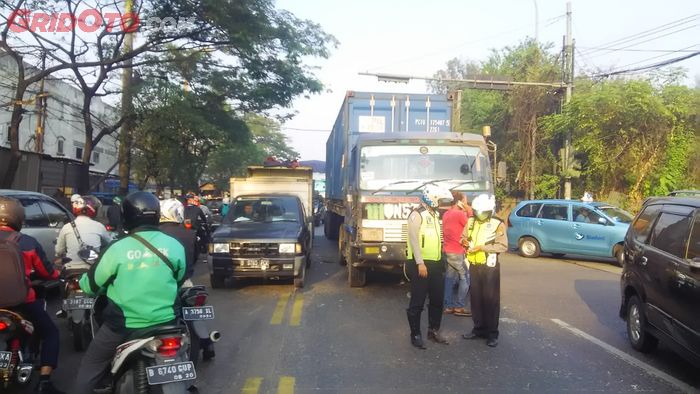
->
[[411, 335, 426, 349], [35, 380, 65, 394], [427, 329, 449, 344], [203, 348, 216, 361], [462, 331, 480, 340], [486, 338, 498, 347]]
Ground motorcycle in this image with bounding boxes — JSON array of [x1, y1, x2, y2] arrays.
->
[[177, 285, 220, 364], [104, 323, 196, 393], [58, 260, 96, 351], [0, 282, 48, 389]]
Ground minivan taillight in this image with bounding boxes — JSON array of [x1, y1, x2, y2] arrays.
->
[[158, 337, 182, 357]]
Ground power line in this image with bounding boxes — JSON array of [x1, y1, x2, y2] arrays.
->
[[581, 14, 699, 56], [578, 45, 700, 53], [280, 126, 330, 133], [586, 24, 699, 60], [604, 44, 700, 74], [592, 50, 700, 78]]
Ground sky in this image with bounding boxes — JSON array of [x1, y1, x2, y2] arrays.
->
[[274, 0, 700, 161]]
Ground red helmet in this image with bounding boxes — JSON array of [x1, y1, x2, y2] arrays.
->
[[72, 195, 97, 218]]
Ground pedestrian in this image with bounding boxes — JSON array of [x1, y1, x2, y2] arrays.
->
[[406, 185, 453, 349], [221, 196, 230, 217], [443, 191, 472, 317], [461, 194, 508, 347]]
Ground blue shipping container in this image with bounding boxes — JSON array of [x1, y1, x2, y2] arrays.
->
[[325, 91, 454, 201]]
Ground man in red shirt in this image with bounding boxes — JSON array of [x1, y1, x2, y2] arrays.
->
[[442, 191, 472, 316]]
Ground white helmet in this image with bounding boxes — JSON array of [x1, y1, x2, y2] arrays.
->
[[421, 184, 453, 208], [222, 197, 230, 204], [472, 193, 496, 221], [159, 198, 185, 223]]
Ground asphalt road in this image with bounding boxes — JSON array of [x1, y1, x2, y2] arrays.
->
[[12, 228, 700, 393]]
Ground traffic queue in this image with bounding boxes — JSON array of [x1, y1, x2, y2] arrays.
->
[[0, 191, 219, 393]]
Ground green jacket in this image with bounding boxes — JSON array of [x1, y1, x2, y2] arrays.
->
[[80, 226, 186, 331]]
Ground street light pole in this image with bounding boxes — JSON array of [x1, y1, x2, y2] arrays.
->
[[563, 1, 574, 199]]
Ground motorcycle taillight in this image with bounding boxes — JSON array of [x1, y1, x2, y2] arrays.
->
[[69, 279, 81, 291], [0, 321, 8, 331], [194, 294, 207, 306], [158, 337, 181, 357]]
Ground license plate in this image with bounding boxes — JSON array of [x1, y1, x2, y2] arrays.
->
[[244, 259, 269, 269], [182, 306, 215, 321], [62, 296, 95, 310], [146, 361, 196, 385], [0, 351, 11, 369]]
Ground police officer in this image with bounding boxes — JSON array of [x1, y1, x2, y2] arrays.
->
[[406, 185, 453, 349], [461, 194, 508, 347]]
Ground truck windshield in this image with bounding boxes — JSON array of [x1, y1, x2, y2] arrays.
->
[[359, 145, 491, 192], [224, 197, 300, 224]]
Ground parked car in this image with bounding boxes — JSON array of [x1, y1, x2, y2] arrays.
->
[[667, 190, 700, 197], [619, 196, 699, 366], [507, 199, 633, 265], [0, 189, 73, 261]]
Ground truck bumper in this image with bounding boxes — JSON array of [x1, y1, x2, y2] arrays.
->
[[352, 242, 407, 268], [208, 254, 307, 279]]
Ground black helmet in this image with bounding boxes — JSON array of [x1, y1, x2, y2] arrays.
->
[[0, 196, 24, 231], [122, 191, 161, 231]]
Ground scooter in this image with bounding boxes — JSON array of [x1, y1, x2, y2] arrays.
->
[[177, 285, 220, 364], [58, 261, 95, 351], [0, 282, 48, 389]]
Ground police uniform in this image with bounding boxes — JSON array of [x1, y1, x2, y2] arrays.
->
[[462, 216, 508, 344], [406, 206, 446, 346]]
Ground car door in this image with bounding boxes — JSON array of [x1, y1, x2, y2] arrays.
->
[[37, 199, 72, 259], [643, 206, 694, 335], [534, 203, 571, 253], [570, 204, 612, 256], [17, 197, 52, 257], [508, 202, 542, 248], [669, 208, 700, 356]]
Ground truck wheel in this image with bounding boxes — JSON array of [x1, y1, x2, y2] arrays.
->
[[626, 295, 658, 353], [324, 211, 332, 239], [294, 264, 306, 288], [210, 274, 225, 289], [348, 265, 366, 287]]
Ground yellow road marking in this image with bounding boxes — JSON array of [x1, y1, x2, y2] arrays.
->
[[289, 294, 304, 327], [278, 376, 295, 394], [242, 377, 263, 394], [270, 293, 290, 325]]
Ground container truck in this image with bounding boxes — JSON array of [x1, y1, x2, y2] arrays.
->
[[325, 91, 494, 287]]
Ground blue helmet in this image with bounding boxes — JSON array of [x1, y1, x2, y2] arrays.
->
[[421, 185, 453, 208]]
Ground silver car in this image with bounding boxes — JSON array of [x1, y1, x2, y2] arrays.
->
[[0, 189, 73, 260]]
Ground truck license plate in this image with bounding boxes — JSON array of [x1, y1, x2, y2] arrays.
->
[[146, 361, 196, 385], [182, 306, 215, 321], [62, 296, 95, 310], [0, 351, 11, 369], [244, 258, 269, 269]]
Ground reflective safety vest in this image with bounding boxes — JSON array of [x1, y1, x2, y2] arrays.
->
[[406, 207, 442, 262], [466, 217, 501, 265]]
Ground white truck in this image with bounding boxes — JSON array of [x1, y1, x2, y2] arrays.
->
[[207, 166, 314, 288]]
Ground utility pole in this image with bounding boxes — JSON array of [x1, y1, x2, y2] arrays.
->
[[34, 54, 48, 153], [563, 1, 574, 199], [118, 0, 135, 196]]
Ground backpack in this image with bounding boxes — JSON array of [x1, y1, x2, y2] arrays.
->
[[0, 231, 29, 308]]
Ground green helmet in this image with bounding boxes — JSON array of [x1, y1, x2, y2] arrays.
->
[[113, 195, 123, 205]]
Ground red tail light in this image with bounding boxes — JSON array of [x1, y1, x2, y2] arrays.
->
[[106, 225, 113, 231], [158, 337, 181, 357], [184, 222, 192, 230], [194, 294, 207, 306], [0, 321, 8, 331], [69, 279, 81, 291]]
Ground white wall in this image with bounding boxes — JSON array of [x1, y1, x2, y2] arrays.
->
[[0, 53, 119, 175]]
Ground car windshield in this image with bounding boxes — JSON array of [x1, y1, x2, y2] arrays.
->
[[223, 197, 299, 224], [598, 206, 634, 223], [359, 145, 491, 192]]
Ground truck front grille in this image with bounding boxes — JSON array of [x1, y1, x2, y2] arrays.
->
[[230, 242, 279, 257]]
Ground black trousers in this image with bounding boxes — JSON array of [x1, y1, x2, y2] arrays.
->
[[14, 301, 60, 369], [72, 324, 127, 394], [469, 261, 500, 340], [406, 259, 445, 336]]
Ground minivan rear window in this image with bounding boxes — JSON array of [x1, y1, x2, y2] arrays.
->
[[650, 213, 691, 259], [516, 203, 542, 218]]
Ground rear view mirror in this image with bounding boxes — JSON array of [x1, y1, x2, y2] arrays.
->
[[460, 164, 471, 175], [598, 217, 608, 225]]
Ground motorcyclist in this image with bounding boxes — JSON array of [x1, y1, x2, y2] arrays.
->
[[56, 195, 112, 265], [0, 196, 64, 393], [73, 192, 186, 394], [158, 198, 197, 280], [106, 195, 123, 234], [184, 194, 209, 253]]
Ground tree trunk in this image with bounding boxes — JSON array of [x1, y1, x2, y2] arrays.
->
[[78, 96, 95, 194], [1, 101, 25, 188]]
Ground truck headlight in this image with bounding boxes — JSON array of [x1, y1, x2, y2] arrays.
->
[[279, 243, 295, 254], [361, 228, 383, 242], [210, 243, 230, 253]]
